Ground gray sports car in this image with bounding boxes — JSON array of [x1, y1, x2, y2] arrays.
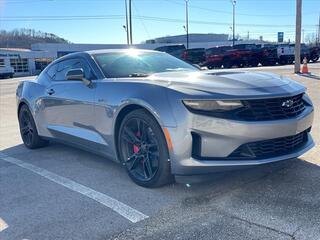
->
[[16, 49, 314, 187]]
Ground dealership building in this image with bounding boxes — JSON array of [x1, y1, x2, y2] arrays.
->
[[0, 34, 264, 77]]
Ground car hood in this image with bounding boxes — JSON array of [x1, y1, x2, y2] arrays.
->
[[147, 70, 305, 99]]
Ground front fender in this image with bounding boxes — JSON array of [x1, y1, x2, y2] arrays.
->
[[112, 88, 178, 130]]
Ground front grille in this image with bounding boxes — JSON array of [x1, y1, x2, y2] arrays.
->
[[236, 94, 306, 121], [230, 130, 308, 160]]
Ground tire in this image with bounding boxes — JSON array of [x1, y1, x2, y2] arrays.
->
[[250, 59, 259, 67], [207, 65, 213, 70], [279, 57, 287, 65], [223, 58, 232, 68], [18, 104, 49, 149], [117, 109, 173, 188]]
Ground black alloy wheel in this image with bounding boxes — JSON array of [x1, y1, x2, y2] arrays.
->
[[118, 109, 172, 187]]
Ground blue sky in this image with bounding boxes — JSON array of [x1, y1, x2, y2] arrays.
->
[[0, 0, 319, 44]]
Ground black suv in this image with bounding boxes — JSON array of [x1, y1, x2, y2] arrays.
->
[[154, 45, 186, 59]]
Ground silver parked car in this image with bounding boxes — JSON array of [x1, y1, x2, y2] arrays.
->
[[16, 49, 314, 187]]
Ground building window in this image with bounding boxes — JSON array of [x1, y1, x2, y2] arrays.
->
[[0, 59, 5, 67], [10, 58, 28, 73], [35, 58, 53, 71]]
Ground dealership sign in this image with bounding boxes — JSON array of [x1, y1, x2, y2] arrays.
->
[[278, 32, 284, 43]]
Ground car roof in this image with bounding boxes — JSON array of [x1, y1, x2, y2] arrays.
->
[[86, 48, 160, 55]]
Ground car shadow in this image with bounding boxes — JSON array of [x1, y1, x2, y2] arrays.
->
[[1, 142, 320, 238], [0, 142, 317, 195]]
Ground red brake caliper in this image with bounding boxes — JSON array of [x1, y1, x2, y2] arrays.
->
[[133, 132, 141, 153]]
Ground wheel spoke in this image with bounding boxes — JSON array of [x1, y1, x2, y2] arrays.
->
[[21, 126, 29, 135], [26, 132, 32, 144], [127, 153, 137, 162], [139, 120, 147, 142], [136, 119, 142, 137], [128, 156, 140, 170], [144, 156, 153, 177], [123, 126, 140, 144], [146, 143, 157, 149], [142, 161, 149, 178]]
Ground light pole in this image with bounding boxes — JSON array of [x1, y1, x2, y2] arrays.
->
[[294, 0, 302, 73], [124, 0, 130, 45], [232, 0, 236, 47], [129, 0, 133, 45], [185, 0, 189, 49]]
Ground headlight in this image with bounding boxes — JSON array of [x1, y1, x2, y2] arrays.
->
[[183, 100, 243, 112], [302, 93, 312, 106]]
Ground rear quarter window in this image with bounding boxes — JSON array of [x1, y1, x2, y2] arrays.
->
[[46, 63, 57, 79]]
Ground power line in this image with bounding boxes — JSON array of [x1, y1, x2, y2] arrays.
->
[[163, 0, 319, 17], [132, 1, 151, 39], [0, 15, 317, 29]]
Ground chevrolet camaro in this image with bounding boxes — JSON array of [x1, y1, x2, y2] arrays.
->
[[16, 49, 314, 187]]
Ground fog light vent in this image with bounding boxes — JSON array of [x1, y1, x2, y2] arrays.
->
[[191, 132, 202, 158]]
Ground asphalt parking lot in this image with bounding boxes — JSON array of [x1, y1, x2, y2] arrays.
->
[[1, 64, 320, 240]]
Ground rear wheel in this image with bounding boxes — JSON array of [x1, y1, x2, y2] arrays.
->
[[223, 58, 232, 68], [249, 58, 259, 67], [118, 109, 173, 187], [18, 104, 49, 149], [311, 56, 319, 63], [279, 57, 287, 65]]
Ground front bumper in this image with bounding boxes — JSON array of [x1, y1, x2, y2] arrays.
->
[[167, 105, 314, 175]]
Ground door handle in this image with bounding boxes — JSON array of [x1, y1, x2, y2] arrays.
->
[[47, 88, 55, 95]]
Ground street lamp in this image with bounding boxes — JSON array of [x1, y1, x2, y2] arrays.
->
[[231, 0, 236, 47], [185, 0, 189, 49]]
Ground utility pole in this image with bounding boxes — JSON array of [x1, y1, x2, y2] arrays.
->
[[232, 0, 236, 47], [317, 14, 320, 46], [185, 0, 189, 49], [294, 0, 302, 73], [129, 0, 133, 45], [124, 0, 129, 45]]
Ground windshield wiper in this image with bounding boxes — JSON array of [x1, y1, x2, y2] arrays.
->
[[128, 73, 149, 77]]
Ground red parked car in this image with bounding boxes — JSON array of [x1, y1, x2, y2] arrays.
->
[[204, 46, 232, 69]]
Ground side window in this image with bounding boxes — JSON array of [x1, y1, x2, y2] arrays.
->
[[54, 58, 95, 81], [46, 63, 58, 80]]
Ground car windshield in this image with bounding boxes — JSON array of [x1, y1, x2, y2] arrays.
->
[[93, 50, 198, 78]]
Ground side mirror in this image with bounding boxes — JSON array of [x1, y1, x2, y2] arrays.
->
[[66, 68, 91, 86]]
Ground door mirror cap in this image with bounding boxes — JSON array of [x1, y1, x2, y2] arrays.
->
[[66, 68, 91, 86]]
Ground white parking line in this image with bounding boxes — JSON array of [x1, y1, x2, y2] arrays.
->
[[0, 217, 8, 232], [0, 153, 148, 223]]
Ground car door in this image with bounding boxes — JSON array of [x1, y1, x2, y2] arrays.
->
[[42, 57, 99, 149]]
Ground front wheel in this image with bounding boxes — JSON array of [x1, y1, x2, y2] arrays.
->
[[118, 109, 173, 188]]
